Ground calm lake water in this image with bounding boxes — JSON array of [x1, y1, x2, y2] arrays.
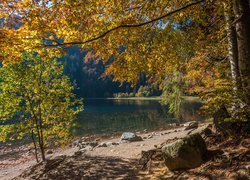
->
[[75, 98, 205, 136]]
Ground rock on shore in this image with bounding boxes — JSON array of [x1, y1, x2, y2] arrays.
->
[[120, 132, 143, 142], [162, 133, 207, 170]]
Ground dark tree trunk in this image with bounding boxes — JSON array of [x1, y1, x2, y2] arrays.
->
[[233, 0, 250, 115], [39, 140, 46, 161], [37, 102, 45, 161], [35, 118, 44, 161], [31, 130, 39, 163], [38, 120, 46, 161]]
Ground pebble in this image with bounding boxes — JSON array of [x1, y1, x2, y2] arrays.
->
[[228, 172, 238, 179], [106, 142, 113, 147], [95, 138, 101, 142], [112, 142, 119, 146], [147, 134, 153, 139], [74, 151, 83, 156], [47, 150, 53, 154], [97, 142, 108, 148], [119, 140, 129, 144]]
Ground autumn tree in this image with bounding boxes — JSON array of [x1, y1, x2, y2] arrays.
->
[[1, 0, 249, 121], [0, 53, 83, 161]]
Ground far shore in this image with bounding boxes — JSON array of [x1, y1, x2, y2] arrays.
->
[[84, 96, 201, 101]]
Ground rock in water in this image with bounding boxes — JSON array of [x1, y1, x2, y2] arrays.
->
[[120, 132, 143, 142], [162, 133, 207, 171], [184, 121, 198, 130]]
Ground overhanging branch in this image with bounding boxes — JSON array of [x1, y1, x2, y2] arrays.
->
[[41, 0, 205, 48]]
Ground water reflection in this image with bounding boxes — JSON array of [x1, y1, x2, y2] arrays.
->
[[75, 99, 204, 136]]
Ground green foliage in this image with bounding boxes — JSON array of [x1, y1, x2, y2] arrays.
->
[[161, 70, 184, 120], [199, 79, 232, 116], [129, 92, 135, 97], [186, 56, 236, 121], [1, 0, 249, 125], [112, 84, 159, 98], [0, 53, 83, 150], [136, 86, 151, 97]]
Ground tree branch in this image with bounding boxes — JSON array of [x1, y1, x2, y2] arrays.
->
[[40, 0, 205, 48]]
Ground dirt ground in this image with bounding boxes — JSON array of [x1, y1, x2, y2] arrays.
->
[[0, 125, 191, 180], [0, 123, 249, 180]]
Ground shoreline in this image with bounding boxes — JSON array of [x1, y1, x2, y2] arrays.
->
[[2, 121, 248, 180], [0, 122, 200, 180], [83, 96, 200, 101]]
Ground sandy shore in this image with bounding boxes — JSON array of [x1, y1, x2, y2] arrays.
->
[[0, 123, 206, 180], [86, 127, 190, 159]]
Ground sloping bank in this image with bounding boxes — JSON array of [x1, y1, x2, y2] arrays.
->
[[9, 122, 250, 179]]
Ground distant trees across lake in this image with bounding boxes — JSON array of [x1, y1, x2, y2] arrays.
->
[[61, 47, 161, 98]]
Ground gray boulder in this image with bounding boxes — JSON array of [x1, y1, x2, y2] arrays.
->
[[120, 132, 143, 142], [162, 133, 207, 171]]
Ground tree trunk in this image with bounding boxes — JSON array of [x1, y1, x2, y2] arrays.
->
[[38, 120, 46, 161], [38, 61, 46, 161], [37, 101, 45, 161], [27, 97, 43, 162], [223, 2, 242, 116], [34, 117, 45, 161], [31, 130, 39, 163], [233, 0, 250, 117], [39, 139, 46, 161]]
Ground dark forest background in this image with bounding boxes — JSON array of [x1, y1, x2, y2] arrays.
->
[[61, 46, 161, 98]]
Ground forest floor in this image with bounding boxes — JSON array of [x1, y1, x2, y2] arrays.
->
[[0, 122, 249, 180]]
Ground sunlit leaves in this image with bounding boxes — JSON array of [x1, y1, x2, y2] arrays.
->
[[0, 0, 235, 117], [0, 53, 83, 145]]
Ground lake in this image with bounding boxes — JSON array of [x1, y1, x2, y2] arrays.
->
[[75, 98, 205, 136]]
